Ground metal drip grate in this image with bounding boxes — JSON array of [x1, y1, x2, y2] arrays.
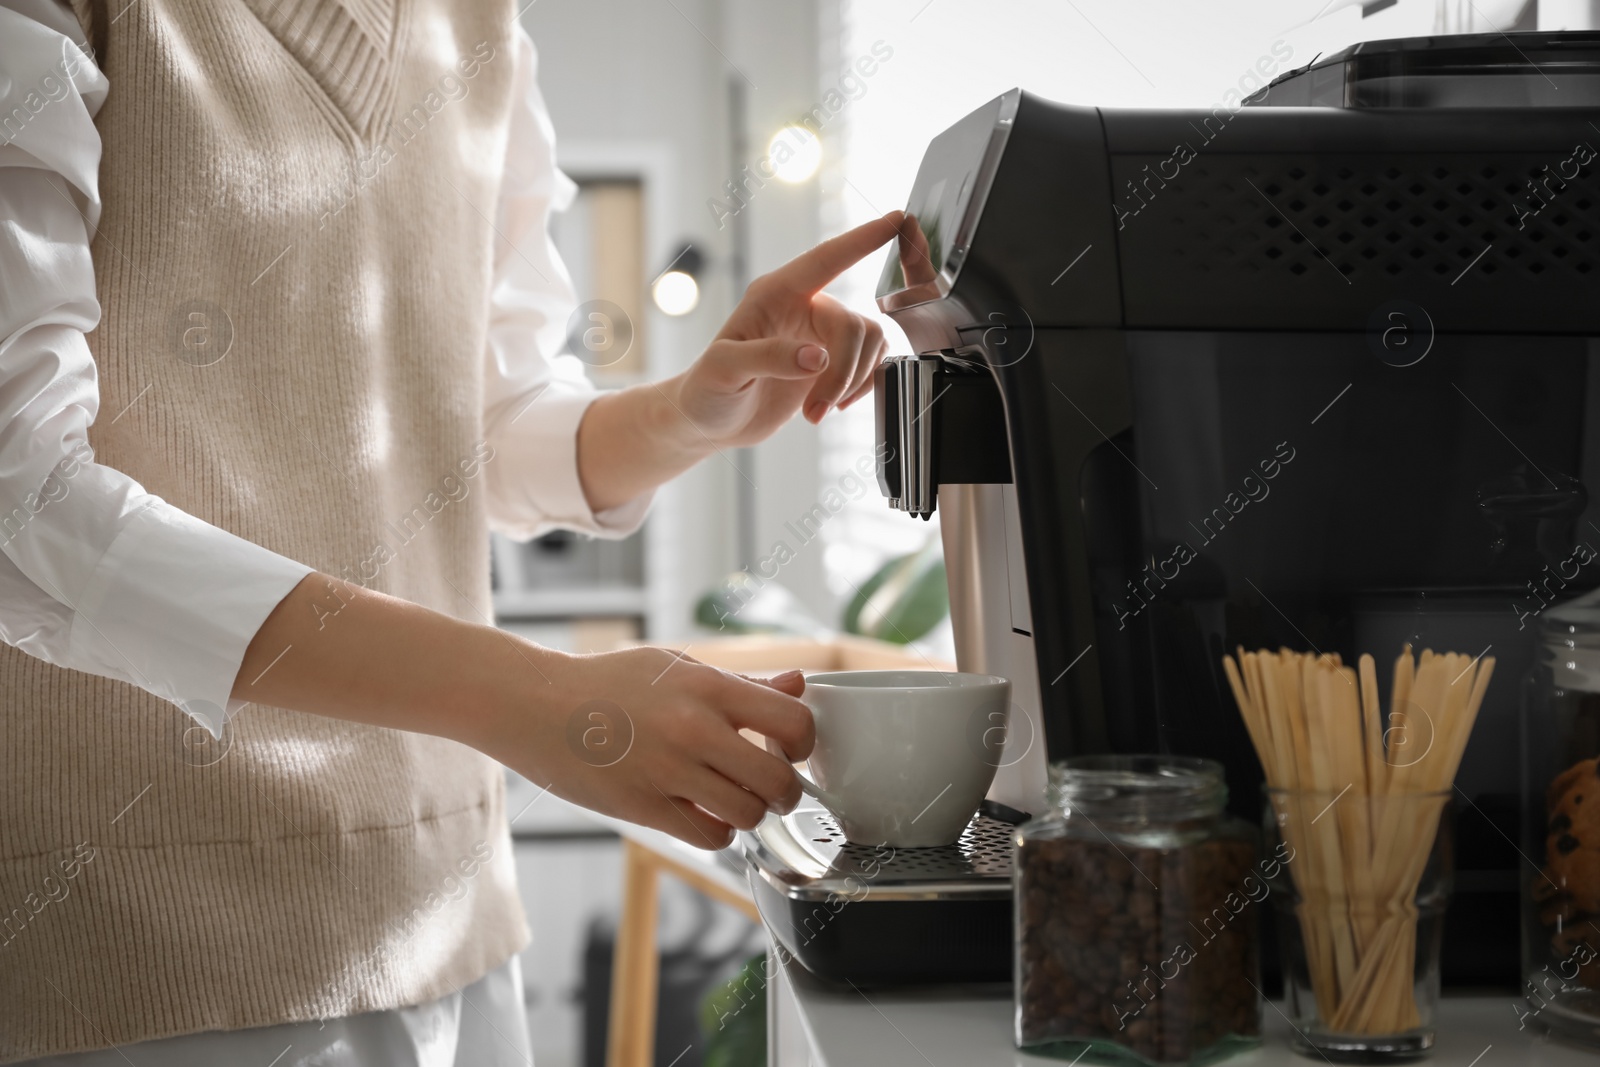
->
[[785, 808, 1015, 883], [1115, 154, 1600, 283]]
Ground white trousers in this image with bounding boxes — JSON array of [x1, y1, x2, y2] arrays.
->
[[18, 957, 532, 1067]]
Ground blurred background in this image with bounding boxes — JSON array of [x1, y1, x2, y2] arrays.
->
[[493, 1, 1591, 1064]]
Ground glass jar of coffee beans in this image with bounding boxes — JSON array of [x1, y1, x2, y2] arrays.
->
[[1015, 756, 1263, 1065]]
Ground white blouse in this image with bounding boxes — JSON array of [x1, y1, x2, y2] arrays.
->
[[0, 0, 649, 734]]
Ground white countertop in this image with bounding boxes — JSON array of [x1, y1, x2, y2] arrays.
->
[[778, 952, 1598, 1067]]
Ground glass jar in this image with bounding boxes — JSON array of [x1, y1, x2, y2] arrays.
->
[[1014, 755, 1263, 1066], [1263, 789, 1454, 1060], [1522, 589, 1600, 1045]]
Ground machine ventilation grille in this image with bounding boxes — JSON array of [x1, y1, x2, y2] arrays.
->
[[1117, 154, 1600, 284]]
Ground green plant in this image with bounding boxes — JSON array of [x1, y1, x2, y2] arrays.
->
[[841, 542, 948, 644], [698, 953, 768, 1067]]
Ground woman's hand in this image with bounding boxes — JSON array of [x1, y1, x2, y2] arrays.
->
[[575, 212, 904, 511], [489, 647, 815, 849], [666, 211, 903, 444]]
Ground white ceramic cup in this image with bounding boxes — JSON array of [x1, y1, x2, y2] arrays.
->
[[788, 670, 1011, 849]]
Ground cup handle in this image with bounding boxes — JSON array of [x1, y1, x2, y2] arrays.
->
[[766, 737, 843, 814], [792, 764, 826, 803]]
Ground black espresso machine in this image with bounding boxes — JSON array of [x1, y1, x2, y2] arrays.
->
[[745, 31, 1600, 988]]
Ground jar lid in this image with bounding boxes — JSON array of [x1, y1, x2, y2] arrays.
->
[[1048, 755, 1228, 824]]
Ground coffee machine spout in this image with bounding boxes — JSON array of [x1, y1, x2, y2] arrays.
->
[[874, 354, 1012, 519], [875, 355, 943, 518]]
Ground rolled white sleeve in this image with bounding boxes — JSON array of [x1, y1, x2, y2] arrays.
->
[[481, 26, 653, 542], [0, 3, 312, 734]]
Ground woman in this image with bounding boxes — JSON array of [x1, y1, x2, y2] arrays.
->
[[0, 0, 898, 1061]]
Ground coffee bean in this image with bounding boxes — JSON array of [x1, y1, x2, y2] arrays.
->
[[1016, 834, 1261, 1062]]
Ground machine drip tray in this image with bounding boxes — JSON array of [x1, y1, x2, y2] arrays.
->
[[770, 807, 1016, 888], [742, 802, 1021, 986]]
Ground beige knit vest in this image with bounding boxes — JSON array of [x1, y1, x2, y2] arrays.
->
[[0, 1, 530, 1059]]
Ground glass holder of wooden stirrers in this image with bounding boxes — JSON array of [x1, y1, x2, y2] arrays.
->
[[1222, 646, 1494, 1061]]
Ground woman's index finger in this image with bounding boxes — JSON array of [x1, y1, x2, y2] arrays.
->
[[769, 211, 905, 295]]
